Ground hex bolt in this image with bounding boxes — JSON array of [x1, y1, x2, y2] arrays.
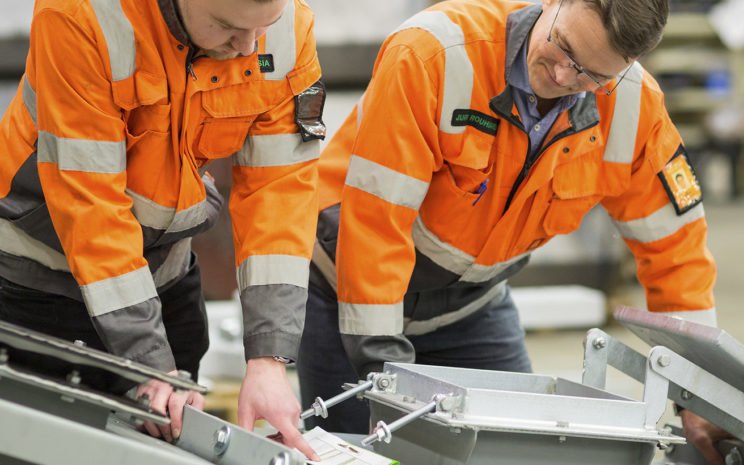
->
[[657, 354, 672, 367], [726, 447, 742, 465], [301, 379, 374, 420], [269, 451, 291, 465], [67, 370, 81, 385], [592, 337, 607, 350], [0, 348, 8, 364], [377, 377, 391, 390], [138, 393, 151, 408], [213, 425, 232, 456], [437, 395, 458, 413], [73, 340, 87, 347], [681, 390, 694, 401]]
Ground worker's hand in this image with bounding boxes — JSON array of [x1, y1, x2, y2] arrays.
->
[[680, 409, 731, 465], [237, 357, 320, 461], [136, 369, 205, 442]]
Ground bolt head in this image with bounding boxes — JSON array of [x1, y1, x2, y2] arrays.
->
[[592, 337, 607, 349], [681, 390, 694, 401], [657, 354, 672, 367]]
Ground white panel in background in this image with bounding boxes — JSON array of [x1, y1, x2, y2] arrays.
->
[[512, 285, 607, 330], [0, 0, 32, 37], [307, 0, 429, 45]]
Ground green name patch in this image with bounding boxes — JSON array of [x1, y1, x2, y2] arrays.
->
[[451, 109, 499, 136], [258, 54, 275, 73]]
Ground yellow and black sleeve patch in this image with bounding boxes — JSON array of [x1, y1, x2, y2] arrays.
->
[[658, 145, 702, 215]]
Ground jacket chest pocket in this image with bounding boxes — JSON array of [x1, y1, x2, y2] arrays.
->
[[197, 117, 254, 159], [542, 162, 603, 236]]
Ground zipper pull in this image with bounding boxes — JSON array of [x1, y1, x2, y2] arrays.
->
[[472, 179, 489, 206], [187, 62, 197, 81]]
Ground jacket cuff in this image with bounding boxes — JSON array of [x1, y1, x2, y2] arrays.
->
[[243, 331, 301, 362]]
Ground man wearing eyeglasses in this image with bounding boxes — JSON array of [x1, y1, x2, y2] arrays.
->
[[300, 0, 725, 462]]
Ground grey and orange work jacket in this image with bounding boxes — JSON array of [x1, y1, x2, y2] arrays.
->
[[312, 0, 716, 376], [0, 0, 325, 371]]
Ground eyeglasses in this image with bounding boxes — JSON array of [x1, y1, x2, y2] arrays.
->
[[546, 0, 631, 96]]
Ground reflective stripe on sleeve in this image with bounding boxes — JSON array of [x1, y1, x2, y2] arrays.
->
[[37, 131, 126, 173], [603, 62, 644, 164], [262, 0, 296, 80], [234, 134, 319, 167], [345, 155, 429, 210], [22, 75, 37, 126], [237, 254, 310, 291], [394, 11, 473, 134], [89, 0, 136, 81], [80, 265, 157, 317], [339, 301, 404, 336], [613, 203, 705, 244], [658, 308, 717, 327]]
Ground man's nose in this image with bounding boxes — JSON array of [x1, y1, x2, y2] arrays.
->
[[552, 61, 579, 87]]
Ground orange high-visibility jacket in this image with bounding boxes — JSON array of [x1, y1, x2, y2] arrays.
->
[[0, 0, 324, 370], [313, 0, 716, 375]]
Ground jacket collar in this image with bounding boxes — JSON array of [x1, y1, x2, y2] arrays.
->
[[491, 4, 600, 134], [158, 0, 191, 46]]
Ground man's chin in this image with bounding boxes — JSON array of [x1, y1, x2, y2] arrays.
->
[[203, 49, 241, 61]]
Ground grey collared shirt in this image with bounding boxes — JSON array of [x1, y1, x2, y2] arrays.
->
[[507, 35, 583, 160]]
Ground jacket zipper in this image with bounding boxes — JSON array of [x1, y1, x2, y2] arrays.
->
[[186, 47, 198, 80], [492, 103, 598, 212]]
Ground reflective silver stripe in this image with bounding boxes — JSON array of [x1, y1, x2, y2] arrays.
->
[[661, 309, 717, 327], [394, 11, 473, 134], [37, 131, 126, 173], [413, 217, 529, 282], [613, 203, 704, 244], [460, 252, 530, 283], [237, 254, 310, 291], [339, 301, 404, 336], [412, 216, 473, 274], [152, 238, 191, 288], [345, 155, 429, 209], [263, 0, 296, 80], [404, 281, 507, 336], [127, 189, 210, 233], [0, 218, 70, 271], [127, 189, 173, 230], [22, 75, 37, 126], [312, 240, 337, 291], [603, 62, 644, 163], [356, 92, 366, 128], [80, 265, 156, 317], [234, 134, 319, 167], [89, 0, 136, 81]]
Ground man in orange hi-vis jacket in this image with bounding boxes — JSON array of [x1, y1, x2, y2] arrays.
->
[[0, 0, 323, 458], [299, 0, 725, 462]]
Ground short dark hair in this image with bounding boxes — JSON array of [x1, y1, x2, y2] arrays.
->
[[573, 0, 669, 60]]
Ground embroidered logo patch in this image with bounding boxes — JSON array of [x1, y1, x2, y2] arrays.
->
[[658, 145, 702, 215], [451, 109, 500, 136], [258, 54, 275, 73]]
